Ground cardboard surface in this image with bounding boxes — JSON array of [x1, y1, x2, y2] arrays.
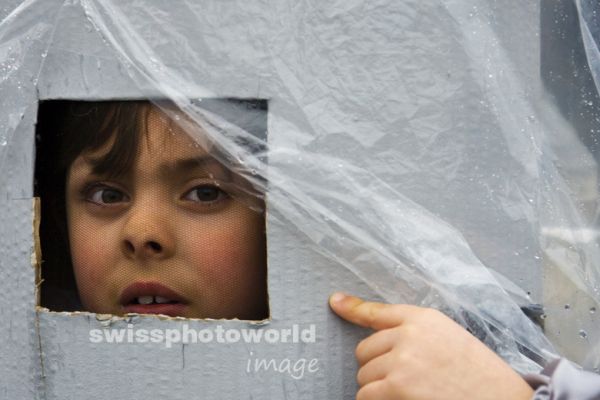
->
[[1, 0, 600, 398]]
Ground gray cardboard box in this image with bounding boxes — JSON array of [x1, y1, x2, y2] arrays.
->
[[1, 0, 600, 399]]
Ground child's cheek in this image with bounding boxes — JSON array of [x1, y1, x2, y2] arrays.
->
[[69, 220, 117, 311], [188, 230, 250, 282], [184, 213, 264, 293], [71, 243, 105, 282]]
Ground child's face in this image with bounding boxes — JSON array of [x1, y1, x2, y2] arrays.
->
[[65, 107, 268, 320]]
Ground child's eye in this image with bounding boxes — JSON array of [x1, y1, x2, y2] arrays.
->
[[86, 185, 128, 205], [183, 184, 228, 203]]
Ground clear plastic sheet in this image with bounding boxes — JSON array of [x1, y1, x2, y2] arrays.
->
[[1, 0, 599, 375]]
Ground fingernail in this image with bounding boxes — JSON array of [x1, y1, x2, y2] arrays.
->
[[330, 292, 346, 304]]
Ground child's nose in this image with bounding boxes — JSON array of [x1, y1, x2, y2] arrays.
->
[[120, 202, 176, 260]]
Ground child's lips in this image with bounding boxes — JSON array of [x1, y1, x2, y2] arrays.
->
[[120, 281, 188, 317]]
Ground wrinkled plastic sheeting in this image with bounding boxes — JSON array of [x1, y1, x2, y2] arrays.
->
[[578, 0, 600, 96], [1, 0, 599, 374]]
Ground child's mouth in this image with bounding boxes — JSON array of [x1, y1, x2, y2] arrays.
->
[[120, 281, 188, 317], [131, 295, 180, 305]]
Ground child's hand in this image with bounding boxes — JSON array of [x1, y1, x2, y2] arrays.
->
[[329, 292, 534, 400]]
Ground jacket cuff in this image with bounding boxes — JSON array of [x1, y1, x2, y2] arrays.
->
[[522, 358, 600, 399]]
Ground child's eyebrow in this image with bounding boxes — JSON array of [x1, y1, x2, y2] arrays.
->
[[159, 155, 236, 183], [83, 155, 229, 180], [159, 155, 225, 176]]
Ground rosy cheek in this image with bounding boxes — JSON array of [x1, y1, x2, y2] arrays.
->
[[186, 218, 264, 287], [69, 223, 114, 305], [188, 237, 243, 282], [72, 248, 103, 283]]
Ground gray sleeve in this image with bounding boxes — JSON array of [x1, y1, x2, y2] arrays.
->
[[522, 358, 600, 400]]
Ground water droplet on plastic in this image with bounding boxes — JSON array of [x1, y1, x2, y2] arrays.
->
[[564, 304, 571, 310], [0, 138, 7, 146], [540, 314, 547, 320], [41, 51, 47, 58], [579, 330, 588, 339], [590, 307, 596, 314]]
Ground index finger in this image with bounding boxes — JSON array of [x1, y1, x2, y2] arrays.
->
[[329, 292, 414, 330]]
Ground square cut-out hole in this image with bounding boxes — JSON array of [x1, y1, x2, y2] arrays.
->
[[34, 99, 269, 321]]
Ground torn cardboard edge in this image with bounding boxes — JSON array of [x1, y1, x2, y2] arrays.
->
[[33, 197, 42, 308]]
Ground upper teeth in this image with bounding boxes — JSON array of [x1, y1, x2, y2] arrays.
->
[[137, 296, 171, 304]]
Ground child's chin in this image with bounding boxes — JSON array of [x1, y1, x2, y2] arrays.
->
[[121, 303, 188, 317]]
